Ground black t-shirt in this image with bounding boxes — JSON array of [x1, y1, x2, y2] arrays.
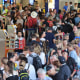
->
[[45, 32, 56, 49], [66, 57, 77, 75], [52, 65, 71, 80], [43, 20, 49, 27], [49, 72, 66, 80], [69, 31, 75, 42], [6, 75, 18, 80], [61, 24, 73, 34], [59, 64, 71, 80]]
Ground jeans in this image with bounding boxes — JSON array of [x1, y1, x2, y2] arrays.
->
[[27, 29, 35, 43], [48, 48, 53, 57], [46, 48, 53, 63]]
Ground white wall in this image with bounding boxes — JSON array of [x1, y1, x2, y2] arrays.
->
[[16, 0, 21, 4], [35, 0, 45, 8], [59, 0, 78, 10]]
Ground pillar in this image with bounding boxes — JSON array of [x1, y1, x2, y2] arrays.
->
[[55, 0, 59, 12], [45, 0, 48, 13]]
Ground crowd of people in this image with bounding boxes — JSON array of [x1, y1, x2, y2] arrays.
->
[[0, 1, 80, 80]]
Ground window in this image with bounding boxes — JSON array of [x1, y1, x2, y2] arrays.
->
[[29, 0, 34, 5]]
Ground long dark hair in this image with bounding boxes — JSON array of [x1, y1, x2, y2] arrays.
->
[[17, 23, 23, 32], [7, 61, 14, 75]]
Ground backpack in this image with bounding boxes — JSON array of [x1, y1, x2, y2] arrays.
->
[[26, 17, 33, 28], [0, 69, 3, 80], [6, 75, 18, 80], [70, 6, 74, 11], [19, 65, 30, 80], [32, 18, 37, 28], [26, 17, 37, 29], [67, 57, 78, 74], [30, 55, 42, 71]]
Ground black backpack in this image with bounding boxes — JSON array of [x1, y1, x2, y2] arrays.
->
[[19, 65, 30, 80], [6, 75, 18, 80], [70, 6, 74, 11], [67, 57, 78, 74], [0, 69, 3, 80], [30, 55, 42, 71]]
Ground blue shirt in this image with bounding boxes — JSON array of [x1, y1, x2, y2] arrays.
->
[[74, 36, 80, 40], [44, 76, 52, 80], [78, 43, 80, 47], [63, 6, 68, 11], [36, 76, 52, 80], [63, 6, 68, 15], [75, 17, 80, 25], [5, 3, 10, 8], [46, 12, 50, 18], [28, 52, 37, 64], [69, 50, 78, 64]]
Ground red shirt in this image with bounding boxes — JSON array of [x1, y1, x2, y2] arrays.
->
[[26, 17, 37, 28], [47, 21, 53, 27]]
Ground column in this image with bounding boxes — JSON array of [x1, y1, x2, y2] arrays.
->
[[55, 0, 59, 12], [45, 0, 48, 13]]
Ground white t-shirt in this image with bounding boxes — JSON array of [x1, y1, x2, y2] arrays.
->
[[26, 53, 29, 58], [39, 52, 46, 65], [25, 63, 36, 80], [77, 56, 80, 67], [4, 70, 18, 79]]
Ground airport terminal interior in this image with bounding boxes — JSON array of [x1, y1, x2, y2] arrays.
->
[[0, 0, 80, 80]]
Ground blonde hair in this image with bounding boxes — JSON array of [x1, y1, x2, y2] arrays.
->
[[35, 33, 39, 38], [19, 60, 26, 70], [55, 40, 62, 45], [67, 43, 74, 48], [34, 44, 42, 55], [75, 32, 79, 37], [1, 57, 8, 65], [2, 57, 8, 72]]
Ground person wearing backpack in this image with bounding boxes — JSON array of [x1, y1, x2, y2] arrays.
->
[[26, 13, 37, 43], [20, 57, 36, 80], [67, 2, 74, 12], [27, 45, 42, 72], [19, 58, 29, 80], [62, 50, 78, 80]]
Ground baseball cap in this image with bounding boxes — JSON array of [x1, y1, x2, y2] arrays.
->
[[58, 56, 66, 64], [62, 50, 68, 53], [46, 64, 53, 71]]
